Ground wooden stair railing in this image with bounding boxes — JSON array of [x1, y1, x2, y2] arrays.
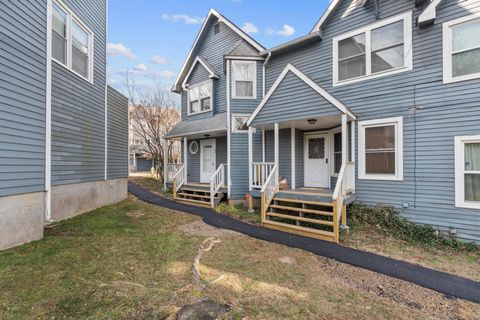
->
[[209, 164, 227, 208]]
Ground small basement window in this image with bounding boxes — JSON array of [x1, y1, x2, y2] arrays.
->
[[358, 117, 403, 181], [443, 14, 480, 83], [188, 81, 212, 115], [455, 135, 480, 209]]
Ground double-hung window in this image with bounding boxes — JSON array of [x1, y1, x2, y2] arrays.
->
[[443, 15, 480, 83], [333, 12, 412, 86], [358, 117, 403, 180], [51, 1, 93, 83], [188, 81, 212, 115], [232, 61, 256, 99], [455, 136, 480, 209]]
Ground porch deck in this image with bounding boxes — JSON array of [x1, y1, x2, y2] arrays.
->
[[166, 181, 228, 193], [250, 187, 355, 205]]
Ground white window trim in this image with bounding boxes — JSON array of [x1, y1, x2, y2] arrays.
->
[[358, 117, 403, 181], [231, 60, 257, 100], [186, 80, 213, 116], [443, 14, 480, 84], [330, 126, 342, 177], [231, 113, 250, 134], [455, 135, 480, 209], [332, 11, 413, 87], [51, 0, 94, 84]]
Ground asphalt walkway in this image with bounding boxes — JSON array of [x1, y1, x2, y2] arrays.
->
[[129, 182, 480, 303]]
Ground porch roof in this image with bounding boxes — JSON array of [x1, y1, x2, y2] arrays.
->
[[165, 112, 227, 139], [247, 64, 355, 127]]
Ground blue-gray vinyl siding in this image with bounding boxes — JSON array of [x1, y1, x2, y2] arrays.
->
[[180, 19, 259, 122], [51, 0, 107, 186], [252, 70, 341, 126], [186, 136, 227, 183], [0, 1, 46, 197], [136, 158, 153, 172], [107, 86, 128, 179], [261, 1, 480, 242], [186, 62, 210, 86]]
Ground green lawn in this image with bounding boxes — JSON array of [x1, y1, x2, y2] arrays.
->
[[1, 195, 478, 319]]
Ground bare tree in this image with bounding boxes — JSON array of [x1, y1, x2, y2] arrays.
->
[[126, 73, 180, 180]]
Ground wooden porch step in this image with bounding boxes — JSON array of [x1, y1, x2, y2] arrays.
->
[[263, 220, 335, 242], [175, 197, 212, 208], [273, 197, 334, 207], [180, 187, 212, 193], [269, 204, 333, 217], [266, 212, 334, 226], [177, 192, 212, 199]]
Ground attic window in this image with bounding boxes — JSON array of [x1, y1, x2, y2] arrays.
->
[[214, 23, 220, 35]]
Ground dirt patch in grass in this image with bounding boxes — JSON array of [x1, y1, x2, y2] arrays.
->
[[0, 197, 479, 319], [178, 220, 242, 238]]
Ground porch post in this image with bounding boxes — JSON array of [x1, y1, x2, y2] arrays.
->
[[262, 129, 266, 162], [291, 127, 296, 190], [274, 123, 279, 174], [248, 126, 253, 191], [183, 136, 188, 183], [341, 114, 347, 165], [351, 120, 356, 163], [163, 138, 168, 192]]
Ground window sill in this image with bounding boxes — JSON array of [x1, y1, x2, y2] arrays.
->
[[333, 65, 412, 87], [455, 201, 480, 210], [232, 96, 257, 100], [443, 72, 480, 84], [359, 174, 403, 181], [52, 58, 93, 85], [187, 109, 212, 116]]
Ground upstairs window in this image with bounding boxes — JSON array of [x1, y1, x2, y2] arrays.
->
[[333, 12, 412, 86], [51, 1, 93, 83], [455, 136, 480, 209], [188, 81, 212, 115], [443, 15, 480, 83], [358, 117, 403, 181], [232, 61, 256, 99]]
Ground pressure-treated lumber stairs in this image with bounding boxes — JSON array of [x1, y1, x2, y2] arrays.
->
[[261, 189, 356, 243], [174, 184, 224, 208]]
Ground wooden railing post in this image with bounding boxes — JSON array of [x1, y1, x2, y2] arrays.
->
[[261, 191, 266, 225], [333, 200, 339, 244], [341, 204, 347, 226], [173, 178, 177, 199]]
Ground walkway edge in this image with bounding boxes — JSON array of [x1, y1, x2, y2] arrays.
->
[[129, 182, 480, 304]]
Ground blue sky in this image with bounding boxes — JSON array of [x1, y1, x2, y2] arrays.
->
[[107, 0, 329, 94]]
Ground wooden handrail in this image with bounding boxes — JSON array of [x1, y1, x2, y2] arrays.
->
[[209, 164, 226, 208], [260, 165, 278, 225]]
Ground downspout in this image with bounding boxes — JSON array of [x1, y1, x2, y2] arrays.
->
[[226, 59, 231, 199], [45, 0, 53, 222]]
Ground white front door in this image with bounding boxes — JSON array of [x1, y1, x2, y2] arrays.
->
[[304, 133, 330, 188], [200, 139, 216, 183]]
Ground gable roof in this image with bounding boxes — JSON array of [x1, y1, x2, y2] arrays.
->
[[247, 64, 355, 126], [418, 0, 444, 26], [172, 9, 265, 93], [182, 56, 219, 87], [226, 39, 261, 57], [310, 0, 345, 33]]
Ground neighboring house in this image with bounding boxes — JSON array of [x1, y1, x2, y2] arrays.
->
[[0, 0, 129, 250], [129, 105, 181, 173], [166, 1, 480, 244]]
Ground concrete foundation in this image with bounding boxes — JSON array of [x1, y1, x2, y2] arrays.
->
[[51, 178, 128, 221], [0, 192, 45, 250]]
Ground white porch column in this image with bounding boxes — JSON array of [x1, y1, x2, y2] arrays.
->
[[351, 120, 356, 163], [183, 136, 188, 183], [274, 123, 279, 175], [248, 126, 253, 191], [163, 138, 168, 192], [262, 129, 266, 163], [291, 127, 296, 189], [342, 114, 347, 165]]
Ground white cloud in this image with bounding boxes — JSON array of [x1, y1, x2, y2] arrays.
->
[[133, 64, 148, 72], [161, 14, 204, 25], [241, 22, 258, 34], [266, 24, 296, 37], [150, 55, 169, 64], [107, 43, 136, 60], [153, 70, 176, 78]]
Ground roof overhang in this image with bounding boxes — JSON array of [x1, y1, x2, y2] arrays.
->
[[247, 64, 356, 127], [418, 0, 444, 27], [260, 32, 321, 57], [182, 56, 219, 88], [172, 8, 265, 93]]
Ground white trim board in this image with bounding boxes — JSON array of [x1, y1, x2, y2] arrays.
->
[[231, 60, 257, 100], [182, 56, 219, 88], [45, 0, 53, 221], [246, 63, 356, 126], [172, 8, 265, 92], [310, 0, 343, 33]]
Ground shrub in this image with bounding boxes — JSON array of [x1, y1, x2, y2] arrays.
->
[[216, 203, 261, 225], [347, 203, 478, 251]]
